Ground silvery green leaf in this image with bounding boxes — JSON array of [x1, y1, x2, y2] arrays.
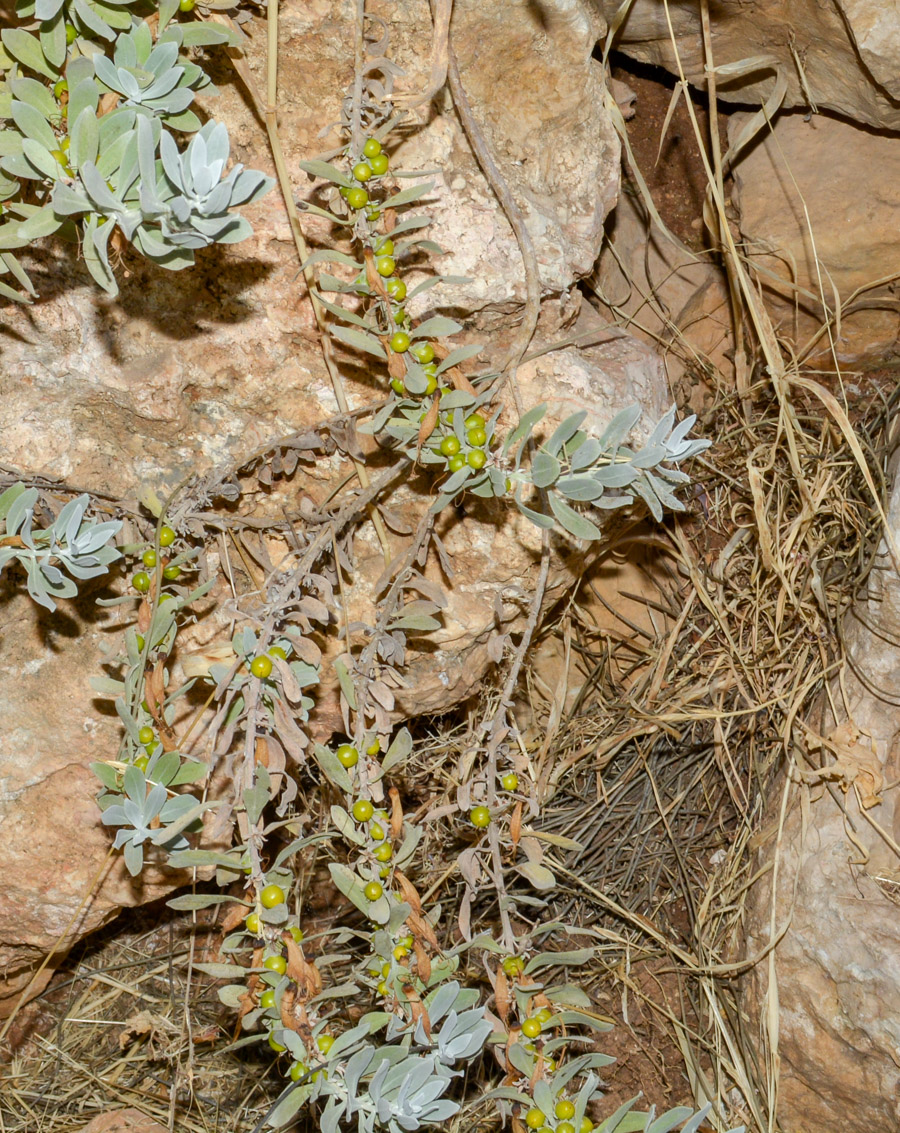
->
[[502, 403, 546, 457], [593, 463, 638, 488], [328, 321, 385, 360], [331, 804, 366, 846], [21, 139, 59, 180], [570, 436, 603, 471], [435, 343, 482, 374], [82, 214, 117, 294], [598, 403, 642, 449], [167, 892, 238, 910], [630, 443, 667, 470], [380, 181, 434, 209], [17, 204, 62, 239], [546, 411, 588, 456], [549, 493, 603, 540], [385, 213, 431, 237], [40, 12, 66, 69], [409, 315, 462, 339], [555, 475, 606, 502], [35, 0, 65, 20], [381, 727, 413, 772], [517, 859, 557, 890], [312, 743, 352, 791], [531, 450, 560, 489], [70, 106, 100, 169], [298, 158, 354, 187], [314, 291, 373, 329], [514, 489, 555, 529], [1, 28, 57, 79], [9, 77, 56, 119], [630, 477, 663, 523], [123, 838, 143, 876], [642, 470, 686, 513]]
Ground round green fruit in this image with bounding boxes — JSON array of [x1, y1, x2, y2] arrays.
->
[[316, 1033, 335, 1053], [424, 375, 438, 396], [470, 806, 491, 828], [439, 436, 461, 457], [389, 331, 410, 353], [366, 207, 381, 221], [53, 79, 68, 98], [132, 571, 151, 593], [375, 238, 394, 256], [386, 278, 406, 300], [65, 22, 77, 43], [268, 1032, 286, 1052], [502, 955, 524, 976], [246, 913, 262, 935], [263, 955, 287, 975], [336, 743, 359, 768], [142, 549, 157, 568], [260, 989, 276, 1009], [369, 822, 385, 841], [392, 945, 408, 961], [373, 842, 393, 863], [269, 646, 288, 660], [536, 1007, 553, 1024], [363, 137, 382, 158], [163, 564, 180, 580], [369, 152, 389, 176], [346, 187, 368, 209], [251, 655, 273, 679], [366, 737, 381, 755], [525, 1109, 546, 1130], [289, 1060, 309, 1081], [364, 880, 383, 901], [260, 884, 285, 908], [376, 255, 396, 277], [501, 772, 519, 791], [138, 725, 155, 745], [521, 1017, 542, 1039], [134, 753, 149, 772], [410, 341, 434, 364], [352, 161, 372, 182], [391, 378, 406, 396], [179, 0, 196, 10], [580, 1119, 594, 1133], [352, 799, 374, 822], [448, 454, 466, 473], [557, 1124, 576, 1133], [467, 449, 487, 470], [289, 925, 304, 942], [555, 1101, 576, 1120], [467, 425, 488, 446], [159, 525, 176, 546]]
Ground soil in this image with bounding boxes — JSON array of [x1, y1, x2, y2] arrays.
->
[[609, 53, 733, 249]]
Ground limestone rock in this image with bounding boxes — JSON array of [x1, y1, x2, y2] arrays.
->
[[728, 111, 900, 364], [592, 186, 733, 398], [742, 461, 900, 1132], [598, 0, 900, 131]]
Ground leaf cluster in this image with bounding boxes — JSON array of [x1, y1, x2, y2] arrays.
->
[[0, 7, 272, 298]]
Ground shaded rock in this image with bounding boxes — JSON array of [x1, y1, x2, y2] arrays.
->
[[592, 185, 733, 399], [742, 460, 900, 1132], [78, 1109, 169, 1133], [598, 0, 900, 131], [729, 111, 900, 364]]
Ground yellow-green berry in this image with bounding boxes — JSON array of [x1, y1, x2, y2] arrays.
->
[[260, 884, 285, 908]]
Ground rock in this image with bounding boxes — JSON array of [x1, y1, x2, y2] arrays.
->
[[0, 583, 200, 1016], [728, 111, 900, 364], [597, 0, 900, 131], [592, 185, 733, 400], [741, 461, 900, 1132], [0, 0, 646, 1004], [77, 1109, 169, 1133]]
